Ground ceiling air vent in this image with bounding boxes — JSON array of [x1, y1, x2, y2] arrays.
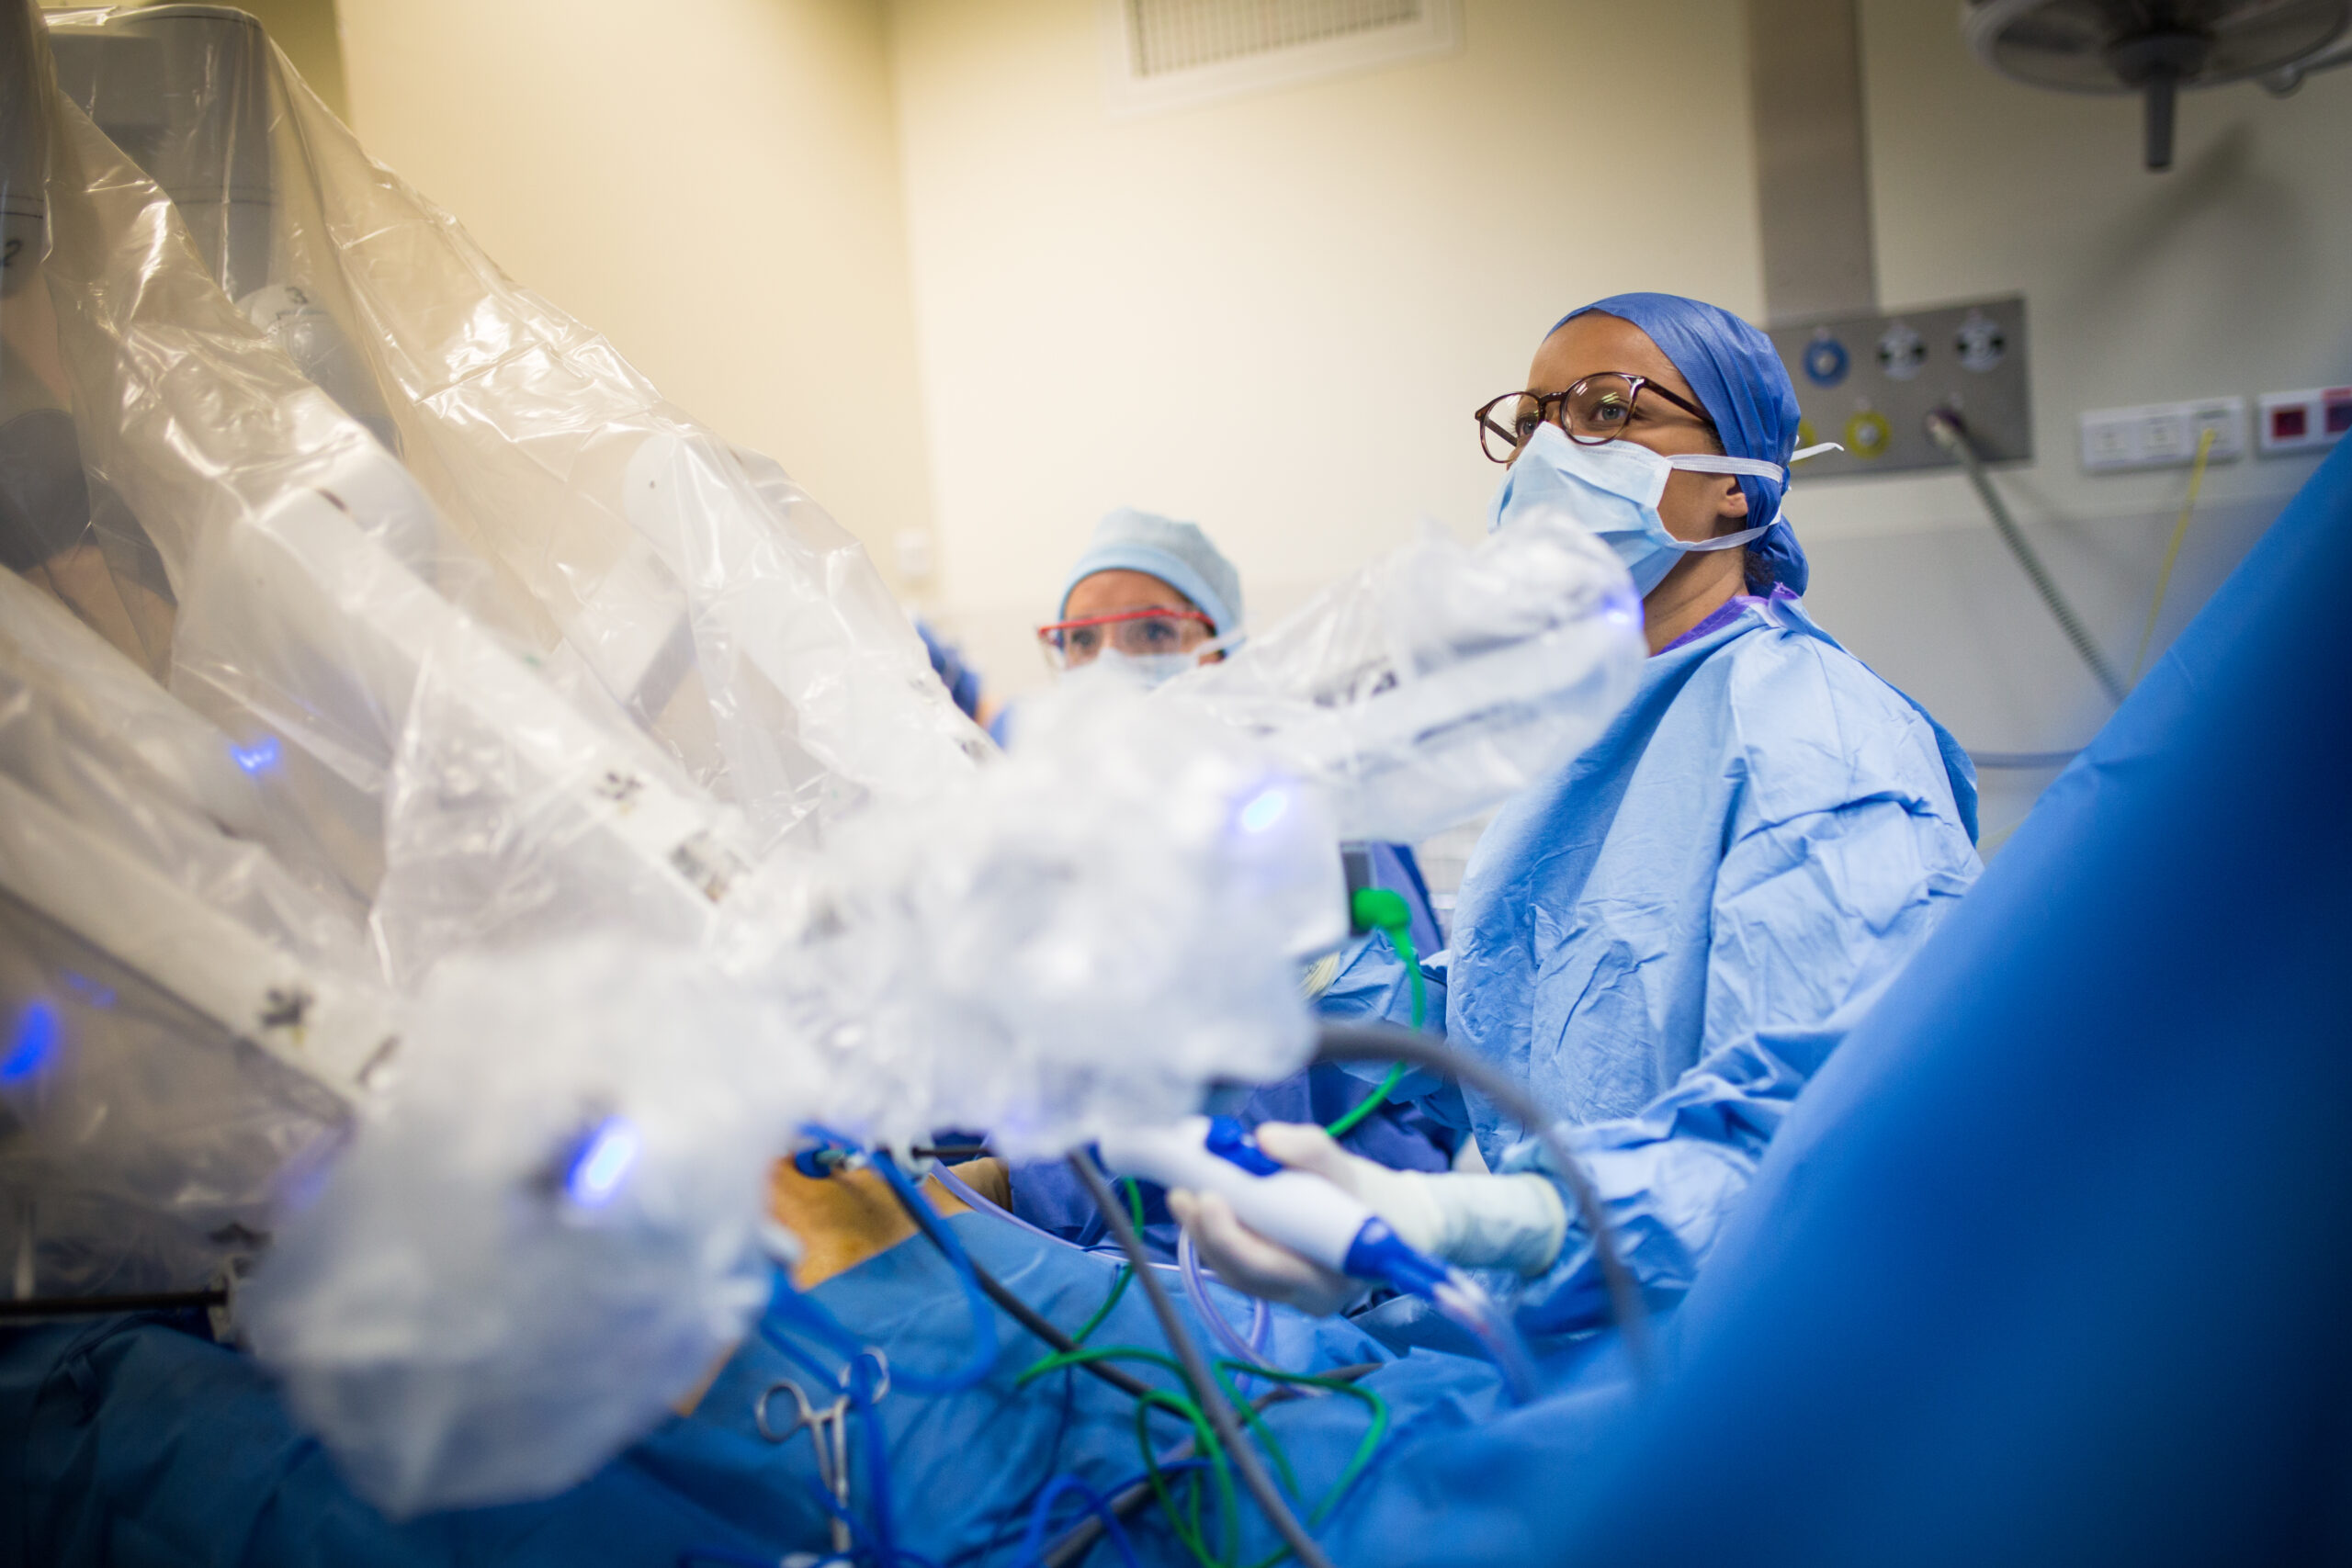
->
[[1103, 0, 1462, 116]]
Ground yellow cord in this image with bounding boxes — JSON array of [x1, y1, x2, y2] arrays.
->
[[2132, 425, 2216, 686]]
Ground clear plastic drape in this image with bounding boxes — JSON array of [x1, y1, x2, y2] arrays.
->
[[0, 2, 986, 1299]]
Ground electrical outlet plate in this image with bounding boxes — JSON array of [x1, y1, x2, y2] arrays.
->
[[2078, 397, 2245, 473], [2256, 387, 2352, 456], [1769, 296, 2031, 479]]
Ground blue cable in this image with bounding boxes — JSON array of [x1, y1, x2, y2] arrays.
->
[[844, 1350, 900, 1568], [1014, 1475, 1143, 1568], [939, 1462, 1207, 1568], [763, 1137, 1001, 1398], [854, 1145, 1002, 1393]]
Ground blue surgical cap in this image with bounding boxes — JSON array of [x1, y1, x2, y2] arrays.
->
[[1059, 507, 1244, 636], [1553, 293, 1809, 594]]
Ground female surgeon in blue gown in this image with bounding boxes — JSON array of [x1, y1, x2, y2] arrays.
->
[[1178, 292, 1984, 1333]]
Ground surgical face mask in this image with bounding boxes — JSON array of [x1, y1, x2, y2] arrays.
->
[[1485, 423, 1792, 597], [1081, 649, 1199, 690]]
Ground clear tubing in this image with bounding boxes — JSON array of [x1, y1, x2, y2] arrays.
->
[[1177, 1229, 1279, 1374], [929, 1160, 1091, 1255], [1433, 1285, 1542, 1405], [928, 1157, 1197, 1291]]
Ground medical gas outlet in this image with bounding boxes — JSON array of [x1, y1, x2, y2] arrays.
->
[[1769, 297, 2032, 478]]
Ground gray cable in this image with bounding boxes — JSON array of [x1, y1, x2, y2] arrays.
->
[[868, 1164, 1157, 1401], [1069, 1153, 1340, 1568], [1313, 1021, 1653, 1377], [0, 1288, 225, 1319], [1925, 410, 2126, 705]]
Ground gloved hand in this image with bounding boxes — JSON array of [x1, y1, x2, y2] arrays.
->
[[1168, 1122, 1570, 1316]]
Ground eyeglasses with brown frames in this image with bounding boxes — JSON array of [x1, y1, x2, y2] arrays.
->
[[1473, 373, 1717, 464]]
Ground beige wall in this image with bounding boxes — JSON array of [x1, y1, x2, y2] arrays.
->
[[335, 0, 938, 593], [889, 0, 1760, 687], [239, 0, 350, 121]]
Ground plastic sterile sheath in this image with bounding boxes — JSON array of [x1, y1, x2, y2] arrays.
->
[[0, 533, 391, 1301], [241, 941, 794, 1517], [729, 674, 1347, 1158], [40, 5, 989, 849], [0, 7, 405, 1298], [16, 5, 767, 967], [217, 671, 1348, 1512], [0, 5, 761, 1292], [1164, 505, 1645, 844]]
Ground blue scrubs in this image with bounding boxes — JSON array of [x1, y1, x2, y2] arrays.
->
[[1429, 589, 1980, 1331]]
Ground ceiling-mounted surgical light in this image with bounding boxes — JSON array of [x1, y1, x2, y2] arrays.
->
[[1962, 0, 2352, 170]]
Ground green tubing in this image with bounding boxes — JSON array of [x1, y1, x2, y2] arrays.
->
[[1320, 1063, 1407, 1141], [1326, 886, 1423, 1141]]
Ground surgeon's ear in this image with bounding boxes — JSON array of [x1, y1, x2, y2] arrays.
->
[[1719, 479, 1750, 523]]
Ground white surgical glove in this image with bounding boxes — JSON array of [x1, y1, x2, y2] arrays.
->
[[1170, 1122, 1570, 1316], [1168, 1189, 1359, 1316]]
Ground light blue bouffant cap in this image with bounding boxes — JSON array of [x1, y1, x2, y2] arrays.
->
[[1058, 507, 1244, 636], [1553, 292, 1810, 595]]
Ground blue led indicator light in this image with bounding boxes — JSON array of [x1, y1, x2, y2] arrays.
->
[[230, 736, 282, 776], [565, 1117, 640, 1207], [2, 1000, 62, 1084], [61, 972, 116, 1009], [1237, 787, 1290, 834]]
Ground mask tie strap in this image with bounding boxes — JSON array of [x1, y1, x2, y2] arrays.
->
[[1668, 445, 1841, 538], [1666, 445, 1845, 484], [1671, 523, 1772, 555], [1659, 453, 1785, 550], [1665, 453, 1789, 482]]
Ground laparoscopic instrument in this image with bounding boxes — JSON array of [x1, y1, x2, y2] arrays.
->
[[1096, 1115, 1540, 1404], [1311, 1021, 1651, 1376]]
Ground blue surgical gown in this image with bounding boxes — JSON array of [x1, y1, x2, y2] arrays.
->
[[1438, 591, 1981, 1332]]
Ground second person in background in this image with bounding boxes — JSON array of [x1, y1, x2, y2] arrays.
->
[[954, 505, 1456, 1260]]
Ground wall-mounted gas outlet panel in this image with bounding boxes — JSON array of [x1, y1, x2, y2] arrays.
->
[[2078, 397, 2245, 472], [2256, 387, 2352, 456], [1768, 296, 2030, 479]]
